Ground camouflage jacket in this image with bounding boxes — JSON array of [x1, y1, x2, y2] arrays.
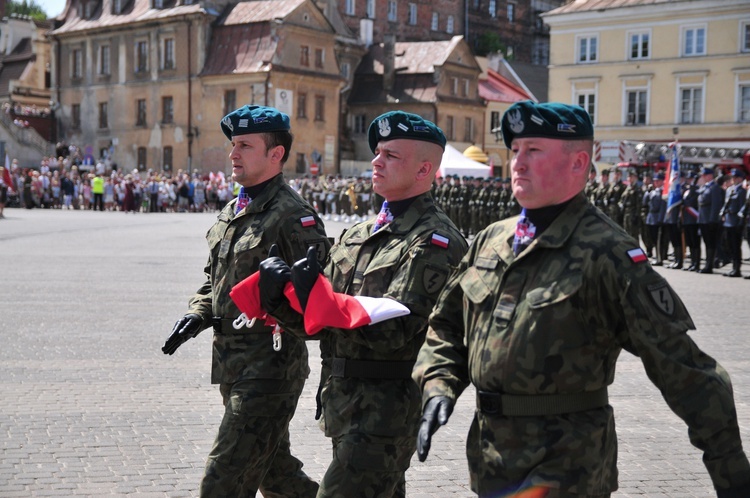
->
[[278, 193, 467, 439], [414, 193, 749, 493], [187, 174, 330, 385]]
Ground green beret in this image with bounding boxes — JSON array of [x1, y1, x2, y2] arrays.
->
[[368, 111, 446, 153], [221, 105, 290, 141], [501, 100, 594, 148]]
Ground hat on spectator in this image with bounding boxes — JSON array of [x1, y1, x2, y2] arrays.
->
[[654, 172, 665, 180], [368, 111, 446, 153], [220, 105, 290, 141], [500, 100, 594, 148], [701, 166, 715, 176], [731, 168, 746, 178]]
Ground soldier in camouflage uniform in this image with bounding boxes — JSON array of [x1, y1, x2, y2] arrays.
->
[[161, 105, 329, 498], [413, 101, 750, 497], [263, 111, 468, 498], [584, 164, 598, 203], [619, 169, 642, 243], [606, 168, 625, 226], [485, 177, 503, 225], [592, 168, 609, 214]]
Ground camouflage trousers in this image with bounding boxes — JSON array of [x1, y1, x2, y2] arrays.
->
[[317, 433, 416, 498], [200, 378, 318, 498]]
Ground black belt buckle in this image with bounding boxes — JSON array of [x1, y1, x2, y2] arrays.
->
[[331, 358, 346, 377], [478, 391, 501, 415]]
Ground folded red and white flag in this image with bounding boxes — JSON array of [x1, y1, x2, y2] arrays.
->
[[230, 271, 410, 335]]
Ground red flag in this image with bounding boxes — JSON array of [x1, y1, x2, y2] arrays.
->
[[230, 271, 410, 336]]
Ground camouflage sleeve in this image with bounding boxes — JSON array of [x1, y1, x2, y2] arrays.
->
[[185, 256, 215, 329], [616, 268, 750, 488]]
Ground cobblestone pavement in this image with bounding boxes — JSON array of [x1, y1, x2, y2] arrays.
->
[[1, 208, 748, 497]]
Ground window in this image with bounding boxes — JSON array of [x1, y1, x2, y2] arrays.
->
[[739, 85, 750, 122], [84, 1, 94, 18], [679, 87, 703, 124], [136, 40, 148, 73], [461, 79, 469, 98], [153, 0, 163, 8], [387, 1, 397, 21], [72, 48, 83, 79], [354, 114, 367, 134], [682, 25, 706, 56], [464, 117, 473, 143], [408, 3, 417, 25], [577, 35, 598, 63], [447, 15, 454, 34], [112, 0, 122, 15], [136, 99, 147, 126], [431, 12, 438, 31], [224, 90, 236, 116], [163, 146, 173, 171], [345, 0, 355, 16], [300, 45, 310, 67], [297, 93, 307, 119], [99, 102, 108, 129], [162, 38, 175, 70], [162, 96, 173, 124], [445, 116, 454, 141], [628, 31, 650, 60], [138, 147, 147, 170], [314, 95, 325, 121], [490, 111, 500, 133], [99, 45, 110, 75], [296, 153, 306, 174], [626, 90, 647, 126], [315, 48, 324, 69], [740, 21, 750, 52], [366, 0, 375, 19], [489, 0, 496, 18], [340, 62, 351, 79], [72, 103, 81, 129], [507, 3, 515, 23], [577, 93, 596, 125]]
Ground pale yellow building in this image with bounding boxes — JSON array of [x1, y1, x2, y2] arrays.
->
[[544, 0, 750, 170]]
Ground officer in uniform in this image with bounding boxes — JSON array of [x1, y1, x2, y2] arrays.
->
[[486, 177, 503, 224], [643, 172, 667, 265], [720, 168, 747, 277], [584, 164, 598, 203], [593, 168, 610, 213], [619, 169, 642, 243], [681, 171, 702, 271], [161, 105, 329, 497], [413, 101, 750, 497], [697, 166, 725, 274], [663, 171, 684, 269], [606, 167, 626, 226], [259, 111, 468, 497]]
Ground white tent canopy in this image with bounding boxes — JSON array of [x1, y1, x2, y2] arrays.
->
[[439, 144, 492, 178]]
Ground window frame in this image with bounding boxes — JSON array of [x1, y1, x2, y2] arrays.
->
[[627, 29, 650, 61], [681, 24, 707, 57], [489, 0, 496, 18], [71, 103, 81, 129], [387, 1, 397, 22], [677, 85, 704, 124], [366, 0, 375, 19], [161, 37, 175, 71], [162, 96, 174, 124], [738, 83, 750, 122], [345, 0, 355, 16], [314, 95, 325, 122], [136, 99, 147, 127], [98, 44, 110, 76], [300, 45, 310, 67], [71, 48, 83, 80], [463, 117, 473, 143], [297, 92, 308, 119], [447, 15, 454, 34], [408, 3, 417, 25], [445, 115, 454, 141], [224, 89, 236, 117], [163, 146, 173, 172], [431, 12, 439, 31], [135, 39, 149, 73], [624, 88, 649, 126], [314, 48, 325, 69], [507, 3, 515, 23], [576, 92, 597, 126], [740, 20, 750, 53], [576, 33, 599, 64], [99, 102, 109, 129]]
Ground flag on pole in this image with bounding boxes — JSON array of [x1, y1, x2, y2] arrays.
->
[[665, 142, 682, 215]]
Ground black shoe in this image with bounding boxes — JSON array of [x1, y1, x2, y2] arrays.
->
[[652, 260, 663, 267], [724, 270, 741, 278], [744, 274, 750, 279], [683, 265, 696, 271], [699, 267, 713, 274], [671, 263, 683, 270]]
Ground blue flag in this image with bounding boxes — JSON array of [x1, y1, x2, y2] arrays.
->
[[666, 143, 682, 214]]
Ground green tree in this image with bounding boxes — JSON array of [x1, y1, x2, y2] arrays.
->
[[474, 32, 509, 59], [7, 0, 48, 21]]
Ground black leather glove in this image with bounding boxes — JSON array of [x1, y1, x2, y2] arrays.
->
[[162, 313, 204, 355], [259, 244, 290, 313], [717, 481, 750, 498], [291, 246, 322, 311], [416, 395, 454, 462]]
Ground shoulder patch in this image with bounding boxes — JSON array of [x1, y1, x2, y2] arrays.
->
[[431, 233, 449, 248], [300, 215, 316, 227], [627, 248, 648, 264], [648, 281, 675, 316]]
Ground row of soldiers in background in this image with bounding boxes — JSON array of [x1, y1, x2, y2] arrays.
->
[[586, 165, 750, 278], [432, 175, 521, 238], [293, 174, 383, 222]]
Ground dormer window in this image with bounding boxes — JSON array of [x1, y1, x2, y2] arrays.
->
[[112, 0, 122, 14], [153, 0, 164, 9], [84, 1, 95, 18]]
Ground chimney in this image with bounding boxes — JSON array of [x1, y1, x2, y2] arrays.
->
[[383, 33, 395, 94]]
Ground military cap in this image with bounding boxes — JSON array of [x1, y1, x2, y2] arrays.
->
[[685, 171, 697, 179], [731, 168, 746, 178], [600, 169, 610, 176], [493, 177, 502, 182], [368, 111, 447, 153], [628, 169, 638, 177], [654, 172, 665, 180], [500, 100, 594, 148], [700, 166, 715, 176], [220, 105, 290, 141]]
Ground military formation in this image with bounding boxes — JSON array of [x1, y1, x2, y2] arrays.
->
[[292, 174, 381, 223], [586, 165, 750, 279], [432, 174, 521, 238]]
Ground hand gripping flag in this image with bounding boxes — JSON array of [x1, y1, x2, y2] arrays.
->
[[230, 271, 410, 336], [665, 142, 682, 215]]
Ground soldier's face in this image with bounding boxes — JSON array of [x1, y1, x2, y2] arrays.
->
[[229, 134, 282, 187], [371, 139, 426, 201], [510, 137, 588, 209]]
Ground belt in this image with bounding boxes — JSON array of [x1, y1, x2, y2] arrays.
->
[[212, 316, 271, 335], [331, 357, 414, 380], [477, 387, 608, 417]]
